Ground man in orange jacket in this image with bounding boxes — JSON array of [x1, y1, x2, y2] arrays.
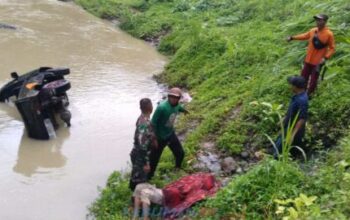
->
[[287, 14, 335, 96]]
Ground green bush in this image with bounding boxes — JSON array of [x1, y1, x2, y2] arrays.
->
[[88, 172, 131, 220], [172, 0, 190, 13], [303, 136, 350, 219], [201, 159, 306, 219], [199, 133, 350, 219]]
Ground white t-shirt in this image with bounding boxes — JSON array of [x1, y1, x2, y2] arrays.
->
[[133, 183, 164, 205]]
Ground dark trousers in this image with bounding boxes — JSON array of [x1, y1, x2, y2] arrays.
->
[[148, 132, 184, 179], [301, 63, 319, 95], [129, 149, 149, 191], [274, 131, 304, 158]]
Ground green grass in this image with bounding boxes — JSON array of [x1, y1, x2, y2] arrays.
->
[[89, 136, 350, 219], [200, 132, 350, 220], [200, 159, 306, 219], [75, 0, 350, 219], [87, 172, 131, 219], [83, 0, 350, 156]]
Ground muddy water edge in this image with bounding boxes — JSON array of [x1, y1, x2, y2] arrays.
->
[[0, 1, 167, 219]]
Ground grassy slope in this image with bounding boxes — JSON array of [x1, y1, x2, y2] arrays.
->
[[201, 135, 350, 219], [76, 0, 350, 219]]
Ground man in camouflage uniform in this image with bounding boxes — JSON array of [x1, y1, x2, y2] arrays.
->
[[129, 98, 157, 191]]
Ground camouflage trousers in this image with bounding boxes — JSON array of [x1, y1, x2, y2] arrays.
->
[[129, 148, 149, 191]]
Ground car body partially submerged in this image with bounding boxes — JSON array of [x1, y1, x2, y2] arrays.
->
[[0, 67, 72, 140]]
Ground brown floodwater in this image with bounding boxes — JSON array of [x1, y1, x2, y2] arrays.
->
[[0, 0, 167, 219]]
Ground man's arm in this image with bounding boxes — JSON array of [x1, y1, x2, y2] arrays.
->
[[182, 109, 189, 115], [149, 122, 158, 149], [151, 106, 162, 134], [292, 119, 305, 139], [179, 104, 189, 115], [292, 100, 308, 139], [325, 33, 335, 59], [137, 124, 152, 166], [287, 30, 311, 42]]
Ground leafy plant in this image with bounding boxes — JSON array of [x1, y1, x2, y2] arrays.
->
[[274, 194, 319, 220], [172, 0, 190, 13], [200, 159, 306, 219], [194, 0, 214, 11], [250, 101, 306, 162], [88, 172, 131, 220]]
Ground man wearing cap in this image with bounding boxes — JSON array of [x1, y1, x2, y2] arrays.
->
[[274, 76, 309, 158], [148, 87, 188, 178], [287, 14, 335, 96]]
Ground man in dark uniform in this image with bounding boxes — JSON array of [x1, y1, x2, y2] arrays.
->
[[148, 88, 189, 179], [129, 98, 157, 191], [274, 76, 309, 158]]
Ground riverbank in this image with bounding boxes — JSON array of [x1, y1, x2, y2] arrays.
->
[[75, 0, 350, 219], [0, 1, 168, 220]]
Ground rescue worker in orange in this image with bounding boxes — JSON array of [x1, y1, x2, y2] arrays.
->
[[287, 14, 335, 96]]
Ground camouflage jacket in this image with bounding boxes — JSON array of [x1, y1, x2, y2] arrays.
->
[[131, 114, 155, 166]]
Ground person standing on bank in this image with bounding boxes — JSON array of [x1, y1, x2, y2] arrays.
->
[[274, 76, 309, 158], [149, 87, 189, 178], [287, 14, 335, 96], [129, 98, 158, 191]]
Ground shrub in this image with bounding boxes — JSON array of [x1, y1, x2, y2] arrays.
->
[[201, 159, 306, 219], [88, 172, 131, 219]]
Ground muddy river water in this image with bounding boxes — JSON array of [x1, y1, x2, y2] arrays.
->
[[0, 1, 167, 219]]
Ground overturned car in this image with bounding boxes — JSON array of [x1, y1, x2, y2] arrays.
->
[[0, 67, 72, 140]]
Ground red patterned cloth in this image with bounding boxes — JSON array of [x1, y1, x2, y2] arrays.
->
[[162, 173, 220, 219]]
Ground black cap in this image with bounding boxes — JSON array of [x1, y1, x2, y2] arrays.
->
[[287, 76, 306, 89], [314, 14, 329, 21]]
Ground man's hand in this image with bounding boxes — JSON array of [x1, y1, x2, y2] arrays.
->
[[320, 58, 326, 65], [286, 36, 293, 42], [183, 109, 190, 115], [143, 164, 151, 173]]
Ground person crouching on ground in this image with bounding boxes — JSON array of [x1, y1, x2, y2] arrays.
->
[[129, 98, 158, 191], [148, 87, 189, 179], [274, 76, 309, 158], [287, 14, 335, 96]]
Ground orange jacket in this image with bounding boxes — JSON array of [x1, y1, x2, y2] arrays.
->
[[293, 27, 335, 65]]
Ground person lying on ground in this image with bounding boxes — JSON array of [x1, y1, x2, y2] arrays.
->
[[148, 87, 189, 179], [287, 14, 335, 96], [132, 173, 219, 220], [129, 98, 158, 191], [274, 76, 309, 158], [132, 183, 163, 220]]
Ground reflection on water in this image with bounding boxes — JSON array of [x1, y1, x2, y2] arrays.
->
[[0, 0, 167, 220], [13, 129, 70, 177]]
